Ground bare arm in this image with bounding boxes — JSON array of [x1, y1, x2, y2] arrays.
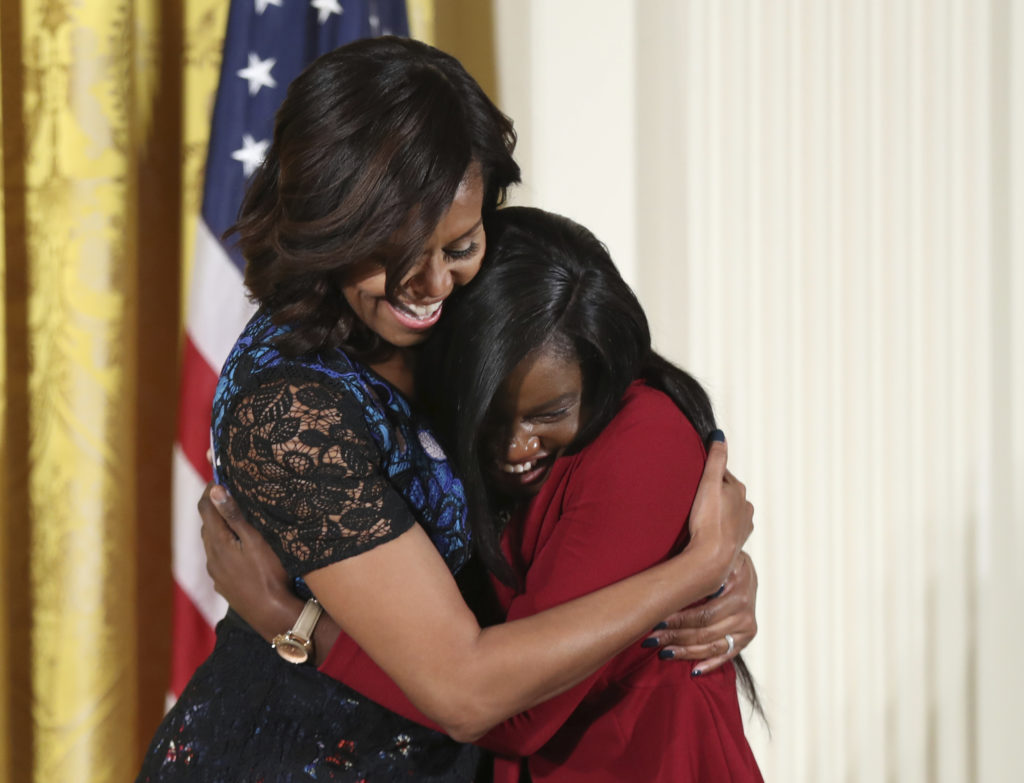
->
[[304, 440, 747, 741], [214, 376, 749, 742], [201, 489, 760, 676]]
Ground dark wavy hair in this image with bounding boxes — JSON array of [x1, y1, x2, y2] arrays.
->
[[226, 36, 520, 358], [418, 206, 763, 717]]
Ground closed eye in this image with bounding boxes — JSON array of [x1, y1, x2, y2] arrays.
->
[[444, 241, 480, 262], [529, 408, 571, 424]]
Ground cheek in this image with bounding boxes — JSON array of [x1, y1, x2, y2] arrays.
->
[[343, 272, 388, 307], [553, 415, 583, 450]]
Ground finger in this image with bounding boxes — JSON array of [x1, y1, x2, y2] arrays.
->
[[658, 633, 748, 666], [670, 631, 751, 661], [661, 588, 745, 631], [702, 431, 728, 485], [208, 485, 262, 544], [730, 550, 752, 579], [738, 550, 758, 587], [648, 616, 754, 651], [665, 601, 721, 632], [198, 485, 240, 544], [690, 653, 733, 676]]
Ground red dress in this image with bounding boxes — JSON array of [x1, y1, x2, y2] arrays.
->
[[321, 383, 762, 781]]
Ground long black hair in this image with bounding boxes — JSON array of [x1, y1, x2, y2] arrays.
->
[[417, 207, 762, 716], [228, 36, 520, 359]]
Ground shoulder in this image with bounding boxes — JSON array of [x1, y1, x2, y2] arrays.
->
[[212, 317, 381, 471], [217, 312, 368, 408], [580, 382, 705, 469], [559, 382, 705, 510]]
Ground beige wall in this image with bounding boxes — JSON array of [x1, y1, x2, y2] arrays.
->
[[492, 1, 1024, 781]]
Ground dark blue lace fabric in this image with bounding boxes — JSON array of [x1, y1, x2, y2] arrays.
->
[[137, 310, 479, 782], [211, 310, 471, 576]]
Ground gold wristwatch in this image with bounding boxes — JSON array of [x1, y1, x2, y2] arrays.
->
[[271, 597, 323, 664]]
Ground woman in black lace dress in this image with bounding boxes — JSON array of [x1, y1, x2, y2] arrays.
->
[[138, 37, 754, 782]]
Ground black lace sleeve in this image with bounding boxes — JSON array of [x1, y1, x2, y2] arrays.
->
[[219, 374, 416, 577]]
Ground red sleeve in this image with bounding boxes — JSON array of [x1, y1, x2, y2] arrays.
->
[[318, 630, 443, 731], [319, 387, 705, 755], [477, 388, 705, 756]]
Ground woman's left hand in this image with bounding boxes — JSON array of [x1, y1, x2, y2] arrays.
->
[[200, 484, 297, 641], [643, 550, 758, 673]]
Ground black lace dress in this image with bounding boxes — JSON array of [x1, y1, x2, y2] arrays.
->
[[137, 311, 480, 782]]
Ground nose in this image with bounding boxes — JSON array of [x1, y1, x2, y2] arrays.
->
[[506, 428, 541, 463], [404, 253, 452, 301]]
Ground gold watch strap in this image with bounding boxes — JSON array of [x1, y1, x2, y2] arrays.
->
[[290, 597, 323, 643]]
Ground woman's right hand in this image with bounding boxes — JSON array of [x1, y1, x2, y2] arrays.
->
[[685, 432, 754, 587]]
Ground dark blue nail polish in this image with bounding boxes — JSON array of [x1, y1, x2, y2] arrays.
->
[[653, 621, 668, 631], [709, 583, 726, 599], [691, 668, 702, 677], [641, 637, 659, 648], [658, 649, 675, 660], [709, 429, 726, 443]]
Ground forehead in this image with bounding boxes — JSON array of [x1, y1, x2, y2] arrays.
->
[[427, 167, 485, 244], [496, 344, 583, 415]]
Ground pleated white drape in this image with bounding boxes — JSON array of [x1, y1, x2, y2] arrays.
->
[[495, 1, 1024, 780]]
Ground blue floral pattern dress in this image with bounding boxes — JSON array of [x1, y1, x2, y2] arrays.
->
[[137, 311, 479, 782]]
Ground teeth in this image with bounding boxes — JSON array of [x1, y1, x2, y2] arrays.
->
[[402, 300, 442, 319], [502, 460, 535, 474]]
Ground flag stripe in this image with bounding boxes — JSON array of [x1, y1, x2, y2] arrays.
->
[[177, 335, 220, 481], [169, 581, 218, 697], [168, 0, 410, 704], [187, 219, 254, 371], [172, 446, 228, 626]]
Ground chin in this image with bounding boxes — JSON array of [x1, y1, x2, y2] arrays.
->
[[383, 327, 434, 347], [488, 469, 551, 501]]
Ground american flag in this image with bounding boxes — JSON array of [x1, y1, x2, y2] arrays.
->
[[170, 0, 409, 701]]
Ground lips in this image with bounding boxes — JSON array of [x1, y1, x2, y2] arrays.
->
[[501, 459, 536, 474], [498, 454, 553, 486], [386, 298, 443, 330]]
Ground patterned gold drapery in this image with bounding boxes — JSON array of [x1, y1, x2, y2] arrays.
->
[[0, 1, 227, 779], [0, 2, 460, 779]]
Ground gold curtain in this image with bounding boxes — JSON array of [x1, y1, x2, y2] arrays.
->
[[0, 0, 226, 779], [0, 1, 501, 780]]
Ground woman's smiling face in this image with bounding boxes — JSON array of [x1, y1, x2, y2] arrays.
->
[[486, 343, 586, 498], [341, 169, 486, 348]]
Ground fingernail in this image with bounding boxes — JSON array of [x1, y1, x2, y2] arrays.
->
[[210, 485, 228, 504], [709, 429, 726, 443], [692, 668, 702, 677], [709, 583, 726, 599], [658, 649, 675, 660], [653, 621, 668, 631], [641, 637, 660, 649]]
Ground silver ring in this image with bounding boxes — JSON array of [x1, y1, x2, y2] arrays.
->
[[724, 633, 735, 656]]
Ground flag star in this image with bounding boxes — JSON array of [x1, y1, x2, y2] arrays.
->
[[232, 134, 270, 177], [255, 0, 282, 14], [310, 0, 343, 25], [237, 52, 278, 96]]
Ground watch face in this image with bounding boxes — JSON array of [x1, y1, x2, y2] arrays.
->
[[273, 636, 309, 664]]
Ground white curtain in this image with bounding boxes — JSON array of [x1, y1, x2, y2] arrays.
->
[[495, 1, 1024, 780]]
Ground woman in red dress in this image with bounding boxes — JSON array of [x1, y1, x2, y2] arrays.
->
[[202, 207, 763, 780]]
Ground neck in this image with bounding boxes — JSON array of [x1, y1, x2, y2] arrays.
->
[[368, 349, 417, 398]]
